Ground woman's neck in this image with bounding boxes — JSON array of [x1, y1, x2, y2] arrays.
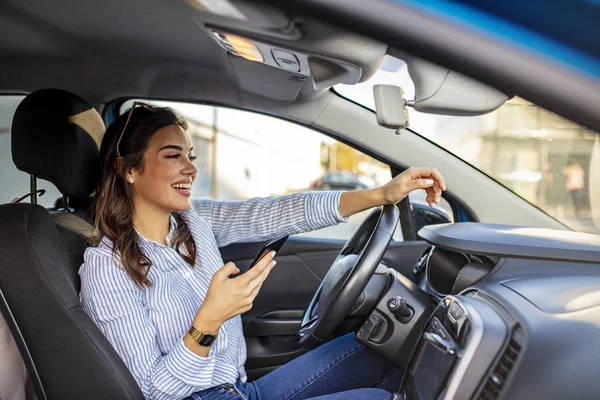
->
[[132, 203, 171, 245]]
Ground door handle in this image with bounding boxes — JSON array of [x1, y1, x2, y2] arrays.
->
[[245, 310, 303, 336]]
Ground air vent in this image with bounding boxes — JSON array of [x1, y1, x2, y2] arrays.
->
[[477, 327, 523, 400]]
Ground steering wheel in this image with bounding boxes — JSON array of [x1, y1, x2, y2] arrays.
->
[[298, 204, 399, 349]]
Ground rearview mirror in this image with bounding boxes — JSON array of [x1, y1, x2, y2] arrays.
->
[[373, 84, 409, 131]]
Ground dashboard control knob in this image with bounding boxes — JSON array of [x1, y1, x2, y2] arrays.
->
[[387, 296, 413, 321]]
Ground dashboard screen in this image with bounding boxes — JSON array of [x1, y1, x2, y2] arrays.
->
[[411, 340, 456, 399]]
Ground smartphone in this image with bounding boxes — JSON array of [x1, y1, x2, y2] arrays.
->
[[248, 234, 289, 269]]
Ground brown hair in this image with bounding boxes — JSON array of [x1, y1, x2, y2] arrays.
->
[[94, 105, 196, 287]]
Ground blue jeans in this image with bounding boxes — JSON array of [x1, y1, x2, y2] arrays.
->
[[185, 333, 401, 400]]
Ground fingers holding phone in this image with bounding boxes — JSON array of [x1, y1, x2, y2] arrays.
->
[[238, 250, 277, 302], [247, 234, 288, 269], [198, 252, 278, 326], [241, 250, 276, 283], [196, 236, 288, 327]]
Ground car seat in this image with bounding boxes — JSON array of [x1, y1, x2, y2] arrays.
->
[[0, 89, 144, 399]]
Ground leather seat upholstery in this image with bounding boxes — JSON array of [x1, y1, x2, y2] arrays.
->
[[0, 89, 144, 399]]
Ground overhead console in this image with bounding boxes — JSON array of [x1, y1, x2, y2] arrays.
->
[[184, 0, 388, 100]]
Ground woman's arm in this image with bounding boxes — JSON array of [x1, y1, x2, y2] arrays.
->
[[192, 167, 446, 247], [80, 249, 226, 400], [192, 191, 345, 247], [338, 167, 447, 218]]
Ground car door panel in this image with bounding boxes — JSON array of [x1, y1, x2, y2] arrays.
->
[[219, 235, 430, 379]]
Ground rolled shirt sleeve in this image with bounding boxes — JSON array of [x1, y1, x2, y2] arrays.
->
[[191, 191, 348, 247], [80, 249, 225, 400]]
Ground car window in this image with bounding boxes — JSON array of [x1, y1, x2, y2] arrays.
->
[[0, 96, 61, 207], [120, 100, 404, 241], [336, 56, 600, 235]]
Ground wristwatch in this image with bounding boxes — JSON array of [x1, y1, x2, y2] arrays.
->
[[188, 326, 218, 347]]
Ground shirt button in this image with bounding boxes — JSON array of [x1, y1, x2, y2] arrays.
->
[[184, 271, 192, 278]]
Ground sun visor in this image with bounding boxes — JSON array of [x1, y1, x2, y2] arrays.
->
[[228, 55, 306, 101]]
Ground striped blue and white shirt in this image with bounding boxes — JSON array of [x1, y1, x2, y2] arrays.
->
[[79, 191, 346, 400]]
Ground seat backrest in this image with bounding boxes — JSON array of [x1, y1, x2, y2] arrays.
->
[[51, 211, 96, 293], [0, 205, 143, 399], [0, 89, 144, 399]]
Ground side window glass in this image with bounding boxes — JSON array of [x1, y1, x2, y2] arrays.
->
[[408, 190, 454, 236], [0, 96, 61, 207], [121, 100, 397, 241]]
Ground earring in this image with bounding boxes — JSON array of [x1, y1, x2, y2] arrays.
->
[[128, 178, 134, 184]]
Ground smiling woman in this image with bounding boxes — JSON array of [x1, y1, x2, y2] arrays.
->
[[94, 104, 198, 287], [80, 101, 445, 400]]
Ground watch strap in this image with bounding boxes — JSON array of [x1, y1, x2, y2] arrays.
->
[[188, 325, 218, 347]]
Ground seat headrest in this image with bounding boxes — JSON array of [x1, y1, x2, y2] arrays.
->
[[11, 89, 105, 198]]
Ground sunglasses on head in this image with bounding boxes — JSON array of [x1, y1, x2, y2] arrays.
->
[[115, 101, 158, 157]]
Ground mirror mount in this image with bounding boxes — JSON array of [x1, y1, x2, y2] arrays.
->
[[372, 55, 511, 132]]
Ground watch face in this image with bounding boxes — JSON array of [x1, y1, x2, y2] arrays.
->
[[199, 333, 217, 347]]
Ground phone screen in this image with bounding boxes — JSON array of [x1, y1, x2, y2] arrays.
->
[[248, 234, 289, 269]]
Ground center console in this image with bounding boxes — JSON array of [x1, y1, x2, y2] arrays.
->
[[400, 295, 509, 399]]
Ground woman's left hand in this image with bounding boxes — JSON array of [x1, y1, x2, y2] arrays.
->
[[379, 167, 446, 207]]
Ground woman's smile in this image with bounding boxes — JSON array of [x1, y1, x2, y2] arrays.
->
[[172, 180, 193, 197]]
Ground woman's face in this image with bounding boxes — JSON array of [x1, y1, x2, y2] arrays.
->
[[128, 124, 197, 214]]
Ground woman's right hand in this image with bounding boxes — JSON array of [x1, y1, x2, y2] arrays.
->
[[194, 251, 277, 331]]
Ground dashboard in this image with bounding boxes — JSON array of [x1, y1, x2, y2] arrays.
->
[[360, 222, 600, 400]]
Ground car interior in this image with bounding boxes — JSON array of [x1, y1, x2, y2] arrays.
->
[[1, 1, 600, 400]]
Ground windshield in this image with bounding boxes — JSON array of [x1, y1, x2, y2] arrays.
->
[[335, 56, 600, 234]]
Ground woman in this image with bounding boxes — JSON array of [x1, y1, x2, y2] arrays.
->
[[80, 103, 446, 400]]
